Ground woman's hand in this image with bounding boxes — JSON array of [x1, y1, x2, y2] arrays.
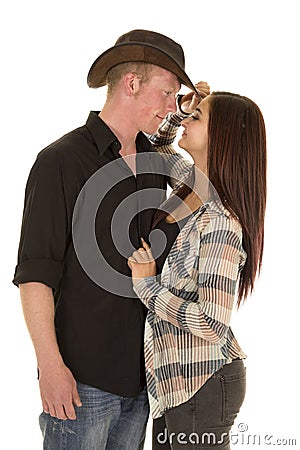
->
[[128, 238, 157, 280], [180, 81, 210, 114]]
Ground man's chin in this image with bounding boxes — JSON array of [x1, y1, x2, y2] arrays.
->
[[142, 127, 159, 136]]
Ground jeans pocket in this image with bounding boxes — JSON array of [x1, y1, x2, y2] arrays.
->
[[220, 368, 246, 426]]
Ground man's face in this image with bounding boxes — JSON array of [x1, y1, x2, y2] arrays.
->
[[134, 66, 181, 134]]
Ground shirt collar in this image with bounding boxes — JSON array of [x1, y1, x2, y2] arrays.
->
[[86, 111, 154, 157], [86, 111, 120, 156], [194, 197, 231, 220]]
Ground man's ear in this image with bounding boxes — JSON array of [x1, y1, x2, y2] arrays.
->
[[123, 73, 141, 97]]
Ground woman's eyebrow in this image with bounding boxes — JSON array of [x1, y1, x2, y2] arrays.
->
[[195, 107, 202, 114]]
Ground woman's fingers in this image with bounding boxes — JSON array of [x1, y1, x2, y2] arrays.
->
[[141, 237, 151, 250], [130, 239, 154, 263], [194, 81, 210, 98]]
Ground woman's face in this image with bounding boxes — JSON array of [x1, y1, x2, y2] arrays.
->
[[178, 96, 210, 170]]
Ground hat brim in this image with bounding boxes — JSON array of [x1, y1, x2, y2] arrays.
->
[[87, 43, 196, 92]]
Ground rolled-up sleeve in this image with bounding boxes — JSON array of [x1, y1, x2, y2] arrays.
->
[[13, 150, 68, 291]]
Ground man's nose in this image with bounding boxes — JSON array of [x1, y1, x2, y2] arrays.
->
[[166, 96, 177, 113]]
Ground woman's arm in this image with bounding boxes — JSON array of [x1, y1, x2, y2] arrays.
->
[[146, 82, 210, 188], [132, 215, 245, 343], [147, 111, 187, 148], [147, 81, 210, 148]]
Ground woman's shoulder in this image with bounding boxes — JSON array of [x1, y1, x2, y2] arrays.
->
[[197, 200, 242, 236]]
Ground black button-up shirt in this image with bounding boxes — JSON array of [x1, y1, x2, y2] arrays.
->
[[13, 111, 170, 397]]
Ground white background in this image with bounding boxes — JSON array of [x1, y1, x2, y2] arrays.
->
[[1, 0, 299, 448]]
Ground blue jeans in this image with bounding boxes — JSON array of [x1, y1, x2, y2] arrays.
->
[[39, 382, 149, 449]]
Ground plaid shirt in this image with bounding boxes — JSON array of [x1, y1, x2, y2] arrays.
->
[[134, 112, 247, 419]]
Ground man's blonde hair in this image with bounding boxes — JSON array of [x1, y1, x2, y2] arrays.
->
[[106, 62, 156, 97]]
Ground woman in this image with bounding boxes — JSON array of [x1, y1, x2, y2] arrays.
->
[[128, 87, 267, 449]]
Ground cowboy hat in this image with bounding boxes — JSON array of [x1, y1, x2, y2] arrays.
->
[[87, 29, 196, 92]]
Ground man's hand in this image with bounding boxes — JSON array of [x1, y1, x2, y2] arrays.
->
[[39, 361, 82, 420], [180, 81, 211, 114]]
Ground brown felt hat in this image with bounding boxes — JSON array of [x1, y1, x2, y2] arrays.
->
[[87, 29, 196, 92]]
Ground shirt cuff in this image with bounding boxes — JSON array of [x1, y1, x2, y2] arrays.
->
[[13, 258, 64, 292], [176, 94, 192, 116]]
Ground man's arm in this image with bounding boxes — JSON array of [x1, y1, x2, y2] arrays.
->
[[20, 282, 82, 420], [14, 149, 82, 420]]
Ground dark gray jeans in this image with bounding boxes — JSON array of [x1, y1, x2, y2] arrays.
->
[[153, 359, 246, 449]]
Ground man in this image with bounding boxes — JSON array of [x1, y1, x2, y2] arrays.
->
[[13, 29, 196, 449]]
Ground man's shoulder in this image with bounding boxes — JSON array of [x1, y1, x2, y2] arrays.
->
[[36, 124, 89, 162]]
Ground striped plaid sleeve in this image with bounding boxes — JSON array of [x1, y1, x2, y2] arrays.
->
[[133, 215, 244, 343], [146, 111, 193, 188], [147, 111, 187, 147]]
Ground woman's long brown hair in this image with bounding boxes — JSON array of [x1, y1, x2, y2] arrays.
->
[[152, 92, 267, 306]]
